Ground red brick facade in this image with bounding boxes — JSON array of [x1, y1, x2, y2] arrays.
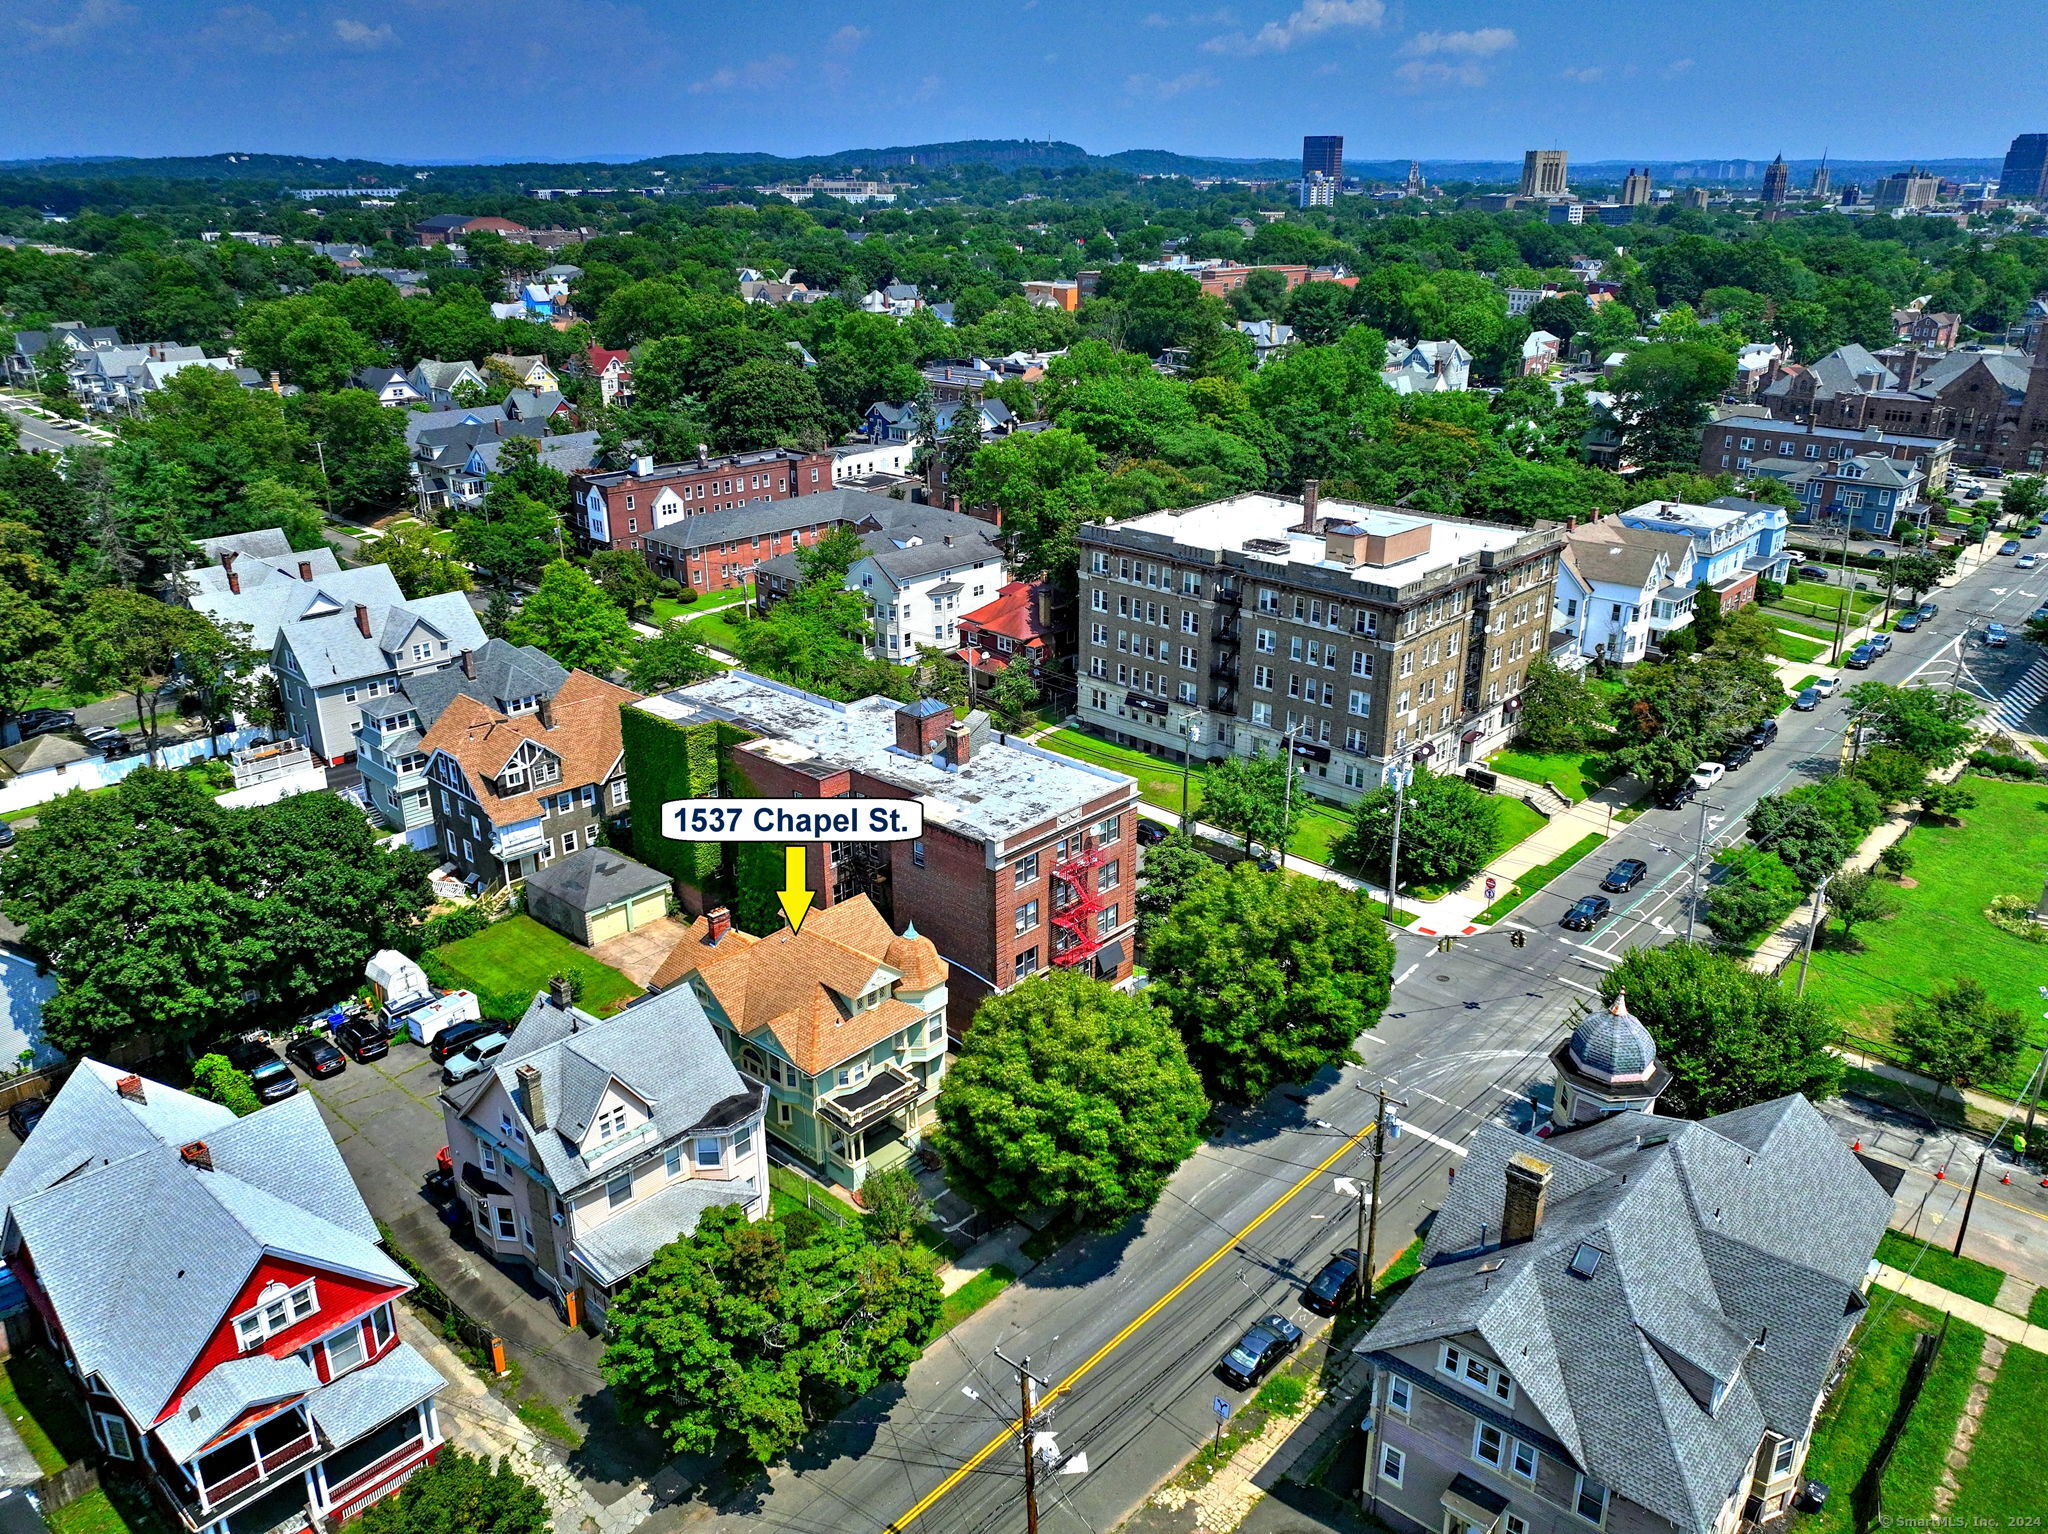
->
[[577, 448, 837, 589]]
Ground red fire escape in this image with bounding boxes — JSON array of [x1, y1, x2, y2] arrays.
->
[[1050, 842, 1108, 968]]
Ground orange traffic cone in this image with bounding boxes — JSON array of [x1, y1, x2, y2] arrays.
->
[[1936, 1168, 1946, 1179], [1852, 1140, 1862, 1151]]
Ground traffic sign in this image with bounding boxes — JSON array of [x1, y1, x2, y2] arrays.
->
[[1213, 1397, 1233, 1422]]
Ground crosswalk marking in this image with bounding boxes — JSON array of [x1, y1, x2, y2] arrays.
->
[[1991, 659, 2048, 732]]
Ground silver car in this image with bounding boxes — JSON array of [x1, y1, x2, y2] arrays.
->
[[439, 1031, 510, 1084]]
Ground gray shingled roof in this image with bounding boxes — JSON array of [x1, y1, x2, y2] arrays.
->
[[447, 987, 759, 1199], [573, 1177, 759, 1286], [1565, 993, 1658, 1081], [388, 639, 568, 730], [1763, 344, 1895, 401], [640, 486, 903, 555], [1911, 350, 2028, 401], [756, 501, 1004, 589], [0, 735, 90, 779], [1358, 1098, 1888, 1534], [523, 847, 669, 914], [1559, 523, 1694, 595], [276, 591, 486, 687], [468, 431, 601, 478], [191, 564, 401, 652], [0, 1067, 405, 1429], [156, 1353, 316, 1461], [305, 1341, 443, 1446], [195, 529, 296, 564]]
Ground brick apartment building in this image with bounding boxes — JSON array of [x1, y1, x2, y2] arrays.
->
[[576, 445, 835, 557], [623, 674, 1140, 1030], [1703, 407, 1954, 485], [1075, 488, 1564, 801], [1761, 333, 2048, 472]]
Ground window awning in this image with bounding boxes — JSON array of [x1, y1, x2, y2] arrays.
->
[[1093, 939, 1126, 977], [1442, 1473, 1510, 1529], [1461, 729, 1484, 745]]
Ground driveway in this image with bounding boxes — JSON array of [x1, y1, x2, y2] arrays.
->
[[300, 1043, 670, 1508]]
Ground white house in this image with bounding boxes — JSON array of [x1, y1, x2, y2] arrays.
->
[[1382, 339, 1471, 394], [1553, 519, 1700, 665], [351, 366, 423, 405]]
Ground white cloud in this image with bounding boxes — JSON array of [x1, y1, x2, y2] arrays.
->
[[332, 16, 394, 47], [688, 53, 796, 92], [1126, 68, 1219, 100], [195, 4, 298, 52], [1395, 58, 1485, 86], [826, 23, 868, 53], [1402, 26, 1515, 57], [1203, 0, 1383, 56], [6, 0, 134, 47], [1560, 64, 1603, 83], [1141, 10, 1173, 22]]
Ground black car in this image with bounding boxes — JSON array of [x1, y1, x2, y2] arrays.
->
[[1599, 858, 1647, 893], [1136, 820, 1170, 846], [1301, 1249, 1363, 1316], [1217, 1313, 1304, 1388], [428, 1020, 497, 1064], [6, 1097, 47, 1140], [16, 713, 74, 741], [1561, 895, 1611, 932], [0, 822, 14, 851], [1796, 565, 1830, 582], [285, 1034, 347, 1079], [228, 1041, 298, 1103], [1721, 740, 1756, 770], [334, 1017, 390, 1063], [1792, 687, 1821, 712], [1657, 779, 1698, 811], [1845, 643, 1875, 669], [1894, 611, 1923, 632], [1748, 718, 1779, 747]]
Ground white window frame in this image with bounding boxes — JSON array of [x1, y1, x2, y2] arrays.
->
[[323, 1316, 368, 1376], [1378, 1444, 1404, 1487], [1475, 1422, 1505, 1468], [1385, 1376, 1411, 1416], [1573, 1474, 1610, 1526], [95, 1411, 133, 1460], [1512, 1439, 1538, 1479], [234, 1281, 319, 1350]]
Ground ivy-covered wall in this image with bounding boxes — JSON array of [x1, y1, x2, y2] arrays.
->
[[723, 748, 791, 938], [620, 707, 730, 897]]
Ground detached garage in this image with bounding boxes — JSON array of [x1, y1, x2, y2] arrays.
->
[[524, 847, 672, 946]]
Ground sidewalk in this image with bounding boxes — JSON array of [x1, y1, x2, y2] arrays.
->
[[1410, 774, 1633, 935], [1873, 1263, 2048, 1353]]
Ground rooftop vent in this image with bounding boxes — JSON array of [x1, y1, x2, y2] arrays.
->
[[1243, 538, 1292, 556]]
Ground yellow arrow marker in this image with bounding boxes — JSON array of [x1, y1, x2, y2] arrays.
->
[[777, 846, 815, 935]]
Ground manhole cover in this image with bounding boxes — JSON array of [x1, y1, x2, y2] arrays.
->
[[1436, 974, 1453, 982]]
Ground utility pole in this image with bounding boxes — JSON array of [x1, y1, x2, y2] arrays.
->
[[1362, 1084, 1409, 1317], [1829, 512, 1855, 666], [1278, 723, 1303, 867], [313, 438, 335, 519], [994, 1349, 1050, 1534], [1951, 1150, 1988, 1258], [1384, 759, 1412, 923], [1797, 873, 1834, 995], [1683, 797, 1717, 943]]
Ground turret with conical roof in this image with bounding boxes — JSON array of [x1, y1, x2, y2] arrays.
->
[[1549, 991, 1671, 1129]]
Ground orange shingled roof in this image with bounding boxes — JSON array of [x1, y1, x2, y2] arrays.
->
[[417, 669, 640, 827], [652, 895, 946, 1076]]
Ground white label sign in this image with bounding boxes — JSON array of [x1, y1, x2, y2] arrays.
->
[[661, 798, 925, 842]]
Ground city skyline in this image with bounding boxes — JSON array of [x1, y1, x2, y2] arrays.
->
[[0, 0, 2043, 165]]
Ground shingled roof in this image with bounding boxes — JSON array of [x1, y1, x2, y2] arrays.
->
[[1358, 1097, 1888, 1534], [417, 669, 638, 827]]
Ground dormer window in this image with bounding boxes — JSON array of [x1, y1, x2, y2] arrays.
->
[[596, 1105, 629, 1142], [234, 1280, 318, 1350], [501, 766, 526, 790], [411, 642, 433, 662]]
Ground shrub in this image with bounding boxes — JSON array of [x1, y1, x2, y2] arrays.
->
[[658, 578, 683, 596], [1967, 750, 2037, 779], [1878, 842, 1914, 879], [191, 1053, 261, 1116], [675, 588, 700, 605], [1986, 894, 2048, 944]]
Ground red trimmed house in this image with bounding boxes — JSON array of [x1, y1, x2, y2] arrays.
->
[[0, 1061, 445, 1534], [585, 346, 632, 406], [957, 579, 1060, 703]]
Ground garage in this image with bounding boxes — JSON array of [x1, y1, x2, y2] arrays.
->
[[523, 846, 672, 947]]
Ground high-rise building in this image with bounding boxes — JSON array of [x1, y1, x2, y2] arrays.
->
[[2000, 133, 2048, 200], [1874, 167, 1939, 209], [1683, 186, 1711, 209], [1519, 149, 1568, 198], [1297, 172, 1337, 208], [1619, 167, 1653, 206], [1810, 153, 1831, 199], [1762, 154, 1789, 205], [1401, 159, 1426, 196], [1302, 135, 1344, 181]]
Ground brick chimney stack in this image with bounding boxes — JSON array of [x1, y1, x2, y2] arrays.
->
[[116, 1074, 146, 1104], [180, 1141, 213, 1172], [222, 550, 240, 595], [706, 906, 732, 942], [945, 720, 972, 767], [1501, 1151, 1553, 1244], [460, 648, 475, 679], [516, 1062, 547, 1130], [894, 700, 955, 757], [548, 973, 575, 1010], [355, 603, 372, 638], [1298, 479, 1321, 534], [298, 560, 313, 581], [537, 695, 556, 730]]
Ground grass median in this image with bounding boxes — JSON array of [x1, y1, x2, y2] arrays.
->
[[1475, 833, 1608, 924], [1877, 1229, 2007, 1306]]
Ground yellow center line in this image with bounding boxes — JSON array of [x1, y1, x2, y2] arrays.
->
[[884, 1118, 1379, 1532]]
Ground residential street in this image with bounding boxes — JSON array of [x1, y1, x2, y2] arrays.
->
[[640, 544, 2048, 1534]]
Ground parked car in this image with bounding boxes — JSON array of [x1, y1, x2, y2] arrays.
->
[[2001, 540, 2023, 556], [1721, 740, 1756, 770], [1867, 633, 1893, 657], [1894, 611, 1923, 632], [1135, 820, 1170, 846], [1561, 895, 1612, 932], [1865, 548, 1890, 560], [2019, 554, 2040, 571], [439, 1031, 510, 1085], [1217, 1314, 1304, 1388], [16, 712, 74, 740], [1797, 565, 1830, 582], [1749, 718, 1780, 747], [1915, 602, 1939, 621], [1983, 465, 2005, 478], [1845, 643, 1875, 669], [0, 822, 14, 852], [1966, 487, 1985, 500], [334, 1017, 390, 1063], [6, 1097, 48, 1140], [1599, 858, 1647, 893], [285, 1033, 347, 1079], [2031, 606, 2048, 625], [2025, 524, 2042, 539], [1301, 1249, 1363, 1316], [427, 1019, 497, 1064], [1986, 622, 2010, 647], [1690, 762, 1726, 790], [228, 1041, 298, 1103], [1815, 675, 1841, 697], [1793, 687, 1821, 712], [1657, 779, 1698, 810]]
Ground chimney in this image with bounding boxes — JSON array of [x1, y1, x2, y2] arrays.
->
[[634, 453, 653, 476], [1298, 479, 1321, 534], [180, 1140, 213, 1172], [298, 559, 313, 581], [548, 973, 575, 1010], [943, 534, 954, 547], [1501, 1151, 1553, 1244], [706, 906, 732, 942], [116, 1074, 146, 1104], [1565, 515, 1578, 531], [945, 720, 972, 767], [948, 495, 961, 514], [268, 370, 283, 395], [537, 694, 555, 730], [354, 602, 371, 638], [894, 700, 955, 757], [696, 443, 709, 464], [460, 648, 475, 679], [516, 1063, 547, 1130]]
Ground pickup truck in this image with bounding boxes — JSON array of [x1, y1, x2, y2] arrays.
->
[[382, 988, 482, 1046]]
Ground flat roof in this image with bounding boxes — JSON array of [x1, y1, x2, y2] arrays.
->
[[637, 672, 1134, 847], [1101, 493, 1527, 584]]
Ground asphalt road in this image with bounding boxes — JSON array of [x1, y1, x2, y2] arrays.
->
[[639, 553, 2045, 1534], [0, 399, 103, 454]]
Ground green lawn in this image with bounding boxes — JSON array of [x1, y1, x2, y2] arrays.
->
[[1784, 578, 1881, 613], [1762, 610, 1841, 641], [424, 914, 639, 1023], [684, 608, 751, 655], [1953, 1344, 2048, 1521], [1492, 795, 1549, 856], [1801, 776, 2048, 1098], [1877, 1229, 2008, 1306], [47, 1484, 178, 1534], [1769, 631, 1828, 664], [938, 1265, 1017, 1333], [1878, 1315, 1987, 1527], [650, 583, 754, 628], [1799, 1290, 1950, 1534], [768, 1163, 853, 1224], [1486, 743, 1620, 803]]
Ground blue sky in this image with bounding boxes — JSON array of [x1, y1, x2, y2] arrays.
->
[[1, 0, 2042, 165]]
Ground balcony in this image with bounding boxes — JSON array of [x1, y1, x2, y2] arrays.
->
[[1212, 621, 1241, 644], [817, 1066, 922, 1132], [492, 823, 547, 860], [1210, 657, 1239, 679], [159, 1415, 324, 1530]]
